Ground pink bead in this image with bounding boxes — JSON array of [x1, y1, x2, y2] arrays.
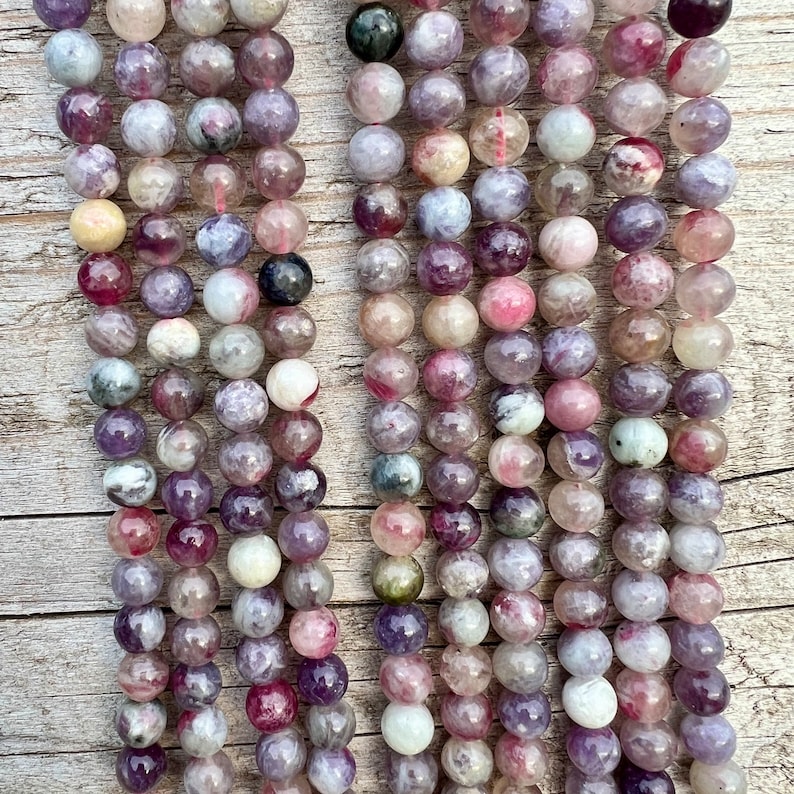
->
[[346, 62, 405, 125], [612, 252, 674, 308], [107, 507, 161, 558], [548, 480, 604, 532], [117, 651, 169, 702], [603, 137, 665, 197], [676, 263, 735, 318], [488, 435, 545, 488], [667, 38, 731, 98], [379, 654, 433, 704], [603, 15, 666, 78], [538, 216, 598, 272], [616, 669, 673, 722], [477, 276, 535, 332], [604, 77, 667, 137], [673, 209, 735, 263], [371, 502, 427, 556], [494, 734, 549, 786], [668, 572, 724, 624], [620, 719, 678, 771], [254, 200, 308, 254], [363, 347, 419, 401], [544, 379, 601, 432], [439, 644, 492, 696], [440, 693, 493, 740], [289, 607, 339, 659], [537, 44, 598, 104], [669, 419, 727, 473], [554, 580, 609, 628], [246, 679, 298, 733], [490, 590, 546, 644], [77, 252, 133, 306]]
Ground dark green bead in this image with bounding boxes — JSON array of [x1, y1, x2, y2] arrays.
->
[[370, 452, 423, 502], [346, 3, 403, 63], [372, 555, 424, 606]]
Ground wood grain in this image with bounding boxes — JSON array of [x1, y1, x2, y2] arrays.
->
[[0, 0, 792, 792]]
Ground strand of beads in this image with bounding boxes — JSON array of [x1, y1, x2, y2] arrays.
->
[[345, 5, 438, 791], [35, 1, 172, 790], [663, 3, 746, 793], [599, 1, 682, 790], [242, 6, 359, 793]]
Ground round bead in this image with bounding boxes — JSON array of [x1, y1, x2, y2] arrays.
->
[[673, 369, 732, 419], [213, 378, 267, 431], [558, 629, 613, 677], [489, 435, 544, 489], [115, 744, 168, 792], [346, 62, 405, 124], [609, 468, 668, 521], [203, 268, 259, 325], [609, 363, 671, 417], [166, 519, 218, 567], [120, 100, 176, 157], [469, 45, 529, 107], [106, 0, 166, 42], [443, 738, 494, 786], [612, 252, 674, 309], [423, 349, 478, 401], [190, 155, 247, 213], [620, 720, 677, 772], [603, 15, 665, 77], [117, 651, 170, 703], [179, 38, 235, 97], [538, 44, 598, 106], [613, 620, 672, 672], [690, 760, 747, 794], [128, 157, 183, 213], [668, 0, 732, 38], [469, 106, 530, 167], [70, 200, 127, 253], [544, 379, 601, 432], [405, 10, 463, 68], [489, 383, 545, 442], [208, 324, 264, 378], [115, 42, 170, 99], [489, 486, 545, 539], [536, 105, 596, 163], [422, 295, 479, 349], [87, 358, 142, 409], [542, 326, 597, 379], [413, 129, 470, 187], [668, 38, 731, 98], [548, 480, 604, 532], [684, 713, 736, 765], [229, 0, 287, 29], [669, 419, 728, 472], [604, 138, 665, 197], [306, 701, 356, 751], [346, 3, 404, 62], [609, 309, 671, 364], [156, 420, 208, 472], [381, 703, 434, 756], [538, 216, 598, 272], [65, 144, 121, 200], [674, 666, 731, 716], [485, 332, 542, 385], [33, 0, 91, 28], [265, 358, 319, 411], [669, 98, 732, 155], [227, 534, 281, 588], [409, 70, 466, 129], [604, 77, 667, 137], [566, 726, 621, 777], [470, 0, 531, 45], [674, 210, 735, 263], [45, 29, 102, 87], [538, 273, 597, 327], [438, 597, 490, 646], [562, 677, 618, 729], [132, 213, 186, 266], [532, 0, 594, 47], [609, 417, 668, 467], [115, 699, 168, 749], [140, 266, 194, 319], [535, 162, 594, 217], [416, 187, 472, 242], [676, 152, 737, 209], [547, 431, 604, 481]]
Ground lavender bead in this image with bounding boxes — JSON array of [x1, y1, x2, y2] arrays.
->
[[672, 370, 732, 419], [474, 221, 532, 277], [681, 714, 736, 765], [232, 586, 284, 638], [115, 42, 171, 99], [214, 378, 268, 432], [532, 0, 594, 46], [357, 239, 411, 293], [366, 401, 422, 453], [612, 570, 669, 622], [121, 100, 177, 157], [618, 764, 674, 794], [114, 604, 166, 653], [172, 662, 222, 710], [605, 196, 668, 254], [675, 153, 737, 209], [669, 521, 726, 574], [668, 472, 724, 523], [416, 242, 473, 296], [669, 98, 732, 155], [670, 620, 725, 670], [386, 749, 438, 794], [244, 88, 300, 146], [298, 654, 349, 706], [409, 70, 466, 129], [609, 363, 671, 417], [609, 468, 668, 521], [219, 485, 273, 536], [405, 10, 463, 69], [547, 431, 604, 481], [140, 266, 194, 318], [179, 38, 236, 97], [307, 747, 356, 794], [604, 78, 667, 138], [349, 125, 405, 182], [307, 701, 357, 751], [427, 453, 480, 504], [469, 45, 529, 107], [64, 144, 121, 200], [674, 666, 730, 716], [558, 628, 613, 676], [112, 557, 164, 606], [186, 97, 242, 154], [45, 29, 102, 87], [374, 604, 429, 655], [567, 726, 621, 777], [33, 0, 90, 27], [236, 634, 288, 684], [484, 331, 542, 385], [426, 402, 479, 454], [133, 213, 187, 267], [115, 699, 168, 748], [550, 531, 605, 581], [278, 511, 330, 563], [492, 640, 548, 693], [416, 187, 472, 242], [488, 537, 543, 591], [497, 690, 551, 739], [256, 727, 307, 781], [94, 408, 147, 460], [472, 166, 530, 222], [56, 87, 113, 145], [543, 326, 597, 379], [196, 213, 252, 268], [283, 561, 334, 609]]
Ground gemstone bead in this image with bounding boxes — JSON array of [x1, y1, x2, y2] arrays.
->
[[538, 273, 597, 327], [674, 666, 730, 716], [405, 11, 463, 69], [118, 651, 170, 703], [619, 720, 677, 771], [357, 239, 410, 292], [538, 216, 598, 272], [669, 98, 732, 155], [615, 669, 672, 723], [668, 0, 732, 38], [106, 0, 166, 42], [409, 71, 466, 129], [33, 0, 91, 29], [532, 0, 594, 47], [263, 306, 317, 358], [536, 105, 596, 163], [470, 0, 531, 45], [547, 431, 604, 481], [566, 726, 621, 777], [416, 187, 472, 242], [668, 572, 724, 623], [673, 210, 735, 263], [473, 167, 531, 222], [489, 383, 545, 436], [213, 378, 267, 431], [208, 324, 265, 379], [669, 419, 727, 472], [115, 699, 168, 749], [255, 727, 306, 781], [115, 744, 168, 793], [690, 760, 747, 794], [535, 163, 594, 217], [439, 645, 492, 696], [423, 349, 478, 401], [243, 89, 300, 147], [70, 199, 127, 253], [374, 604, 428, 655], [603, 15, 665, 78], [166, 519, 218, 567], [603, 138, 665, 197], [619, 764, 674, 794], [171, 616, 222, 666], [306, 701, 357, 751], [604, 77, 667, 137], [562, 677, 618, 729], [128, 158, 184, 213], [673, 370, 732, 419], [345, 62, 405, 124], [474, 221, 532, 276], [484, 332, 542, 385], [133, 213, 187, 266], [537, 44, 598, 105], [246, 679, 299, 733], [667, 37, 731, 98], [544, 379, 601, 432], [469, 45, 529, 107], [676, 153, 737, 209], [238, 29, 293, 89], [469, 106, 530, 167], [179, 38, 235, 97], [64, 144, 121, 200], [45, 28, 102, 87], [380, 653, 433, 704], [115, 42, 170, 99], [346, 3, 404, 62]]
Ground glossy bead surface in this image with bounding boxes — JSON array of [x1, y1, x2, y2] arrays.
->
[[670, 620, 725, 670], [536, 105, 596, 163], [166, 519, 218, 567], [603, 15, 665, 78], [243, 89, 300, 147], [488, 386, 543, 447], [179, 37, 235, 97], [140, 266, 194, 319], [115, 42, 170, 99], [667, 37, 731, 98], [489, 486, 545, 539], [382, 703, 434, 756], [478, 276, 535, 332], [619, 720, 677, 772], [673, 369, 732, 420], [472, 166, 531, 222], [615, 669, 672, 723], [485, 332, 542, 385], [213, 378, 267, 431], [416, 187, 472, 242], [668, 0, 732, 38], [538, 216, 597, 272], [604, 77, 667, 137], [133, 213, 186, 266], [405, 10, 462, 68], [547, 431, 603, 482], [609, 309, 671, 365], [668, 572, 724, 623], [603, 138, 665, 197], [128, 158, 183, 213], [469, 106, 530, 167], [538, 273, 597, 327], [535, 163, 594, 217], [669, 98, 732, 155], [423, 349, 478, 401], [440, 644, 493, 697], [532, 0, 594, 47], [263, 306, 317, 358], [346, 3, 403, 62], [690, 760, 747, 794], [363, 348, 418, 401], [676, 153, 737, 209], [33, 0, 91, 28], [669, 419, 727, 472], [544, 379, 601, 432], [45, 28, 102, 87], [246, 679, 298, 733], [115, 744, 168, 793], [209, 324, 265, 379], [562, 676, 618, 729], [469, 45, 529, 107], [254, 201, 308, 254], [674, 210, 735, 263], [409, 71, 466, 129], [238, 29, 293, 89], [106, 0, 166, 42], [537, 44, 598, 105], [346, 62, 405, 124], [674, 667, 730, 716], [566, 726, 621, 777]]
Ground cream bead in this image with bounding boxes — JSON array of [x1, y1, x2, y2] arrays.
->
[[381, 703, 435, 755], [227, 534, 281, 588], [229, 0, 287, 29], [70, 199, 127, 253], [147, 318, 200, 366], [422, 295, 479, 349], [266, 359, 319, 411], [209, 324, 265, 379], [562, 676, 618, 729], [673, 317, 734, 370], [106, 0, 166, 42]]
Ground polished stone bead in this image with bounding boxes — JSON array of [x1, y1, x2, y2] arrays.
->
[[548, 480, 603, 532], [170, 0, 228, 36], [667, 38, 731, 99], [444, 738, 495, 786], [308, 747, 357, 794], [536, 105, 596, 163], [78, 252, 133, 308], [674, 666, 730, 716], [538, 216, 597, 272], [114, 603, 166, 653], [491, 589, 545, 644], [185, 97, 242, 155], [237, 29, 293, 91], [179, 37, 235, 97], [609, 363, 671, 417], [609, 468, 667, 521], [469, 45, 529, 107], [415, 242, 472, 296], [374, 603, 428, 655], [254, 200, 308, 254], [70, 198, 127, 253], [356, 239, 410, 293], [470, 0, 531, 44], [564, 676, 618, 729], [612, 570, 668, 621], [544, 378, 601, 432], [365, 401, 421, 454], [118, 651, 170, 703], [151, 369, 204, 421], [380, 652, 432, 704], [236, 634, 288, 684], [609, 309, 671, 365], [473, 167, 530, 222], [166, 519, 218, 567], [676, 154, 737, 212], [128, 158, 184, 213], [87, 358, 141, 409], [370, 452, 423, 502], [290, 606, 341, 659], [359, 293, 414, 348], [609, 416, 668, 468], [244, 89, 300, 147], [220, 485, 274, 537], [106, 0, 166, 43], [673, 369, 732, 419], [615, 669, 672, 723], [490, 486, 545, 538], [258, 253, 312, 305], [213, 378, 267, 431], [183, 751, 234, 794], [535, 163, 594, 217], [422, 295, 479, 349], [416, 187, 472, 241], [64, 144, 120, 200], [161, 469, 213, 520], [612, 520, 669, 572], [107, 507, 160, 558], [115, 42, 170, 99], [493, 640, 548, 694], [115, 744, 167, 793], [469, 106, 530, 167], [121, 100, 176, 158], [671, 620, 725, 671], [406, 10, 462, 68], [429, 503, 481, 552], [132, 213, 186, 266], [171, 616, 222, 667], [603, 15, 665, 78], [532, 0, 594, 46], [670, 520, 725, 575], [668, 0, 731, 38], [604, 138, 665, 197], [85, 307, 138, 357], [229, 0, 286, 28], [483, 332, 540, 387], [346, 62, 405, 124], [423, 349, 478, 401], [440, 644, 492, 696], [489, 435, 544, 488], [669, 419, 727, 472], [554, 580, 609, 628], [604, 78, 667, 137], [33, 0, 90, 28], [203, 268, 259, 327], [547, 431, 603, 482], [364, 347, 418, 401], [682, 714, 736, 765], [156, 420, 208, 472], [140, 266, 194, 319], [252, 146, 304, 203], [229, 551, 281, 606], [618, 764, 674, 794], [372, 554, 424, 605], [614, 620, 671, 673], [387, 748, 439, 794], [354, 182, 408, 238], [307, 701, 357, 751], [112, 557, 163, 606], [438, 597, 490, 647], [474, 222, 531, 277], [674, 210, 735, 264], [246, 679, 298, 733], [297, 654, 349, 706], [275, 462, 327, 512], [542, 327, 597, 379], [489, 383, 545, 436], [437, 548, 488, 598], [538, 44, 598, 105], [668, 571, 724, 624], [605, 196, 667, 254], [115, 698, 167, 749], [256, 727, 306, 782], [209, 324, 264, 379], [538, 273, 597, 327], [349, 125, 404, 184], [620, 720, 677, 771], [346, 3, 403, 62], [177, 705, 228, 758], [566, 726, 621, 777], [371, 502, 425, 558], [478, 275, 535, 332], [45, 28, 102, 87], [669, 98, 732, 155], [550, 531, 605, 581], [409, 70, 466, 129], [612, 252, 674, 310], [413, 129, 470, 187], [262, 306, 317, 359]]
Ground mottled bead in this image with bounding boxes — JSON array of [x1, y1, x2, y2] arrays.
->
[[118, 651, 170, 703], [474, 167, 531, 222], [114, 603, 166, 653], [613, 620, 671, 673], [619, 764, 674, 794], [478, 276, 535, 332], [542, 327, 597, 379], [489, 435, 544, 489], [45, 28, 102, 87], [668, 0, 732, 38], [255, 727, 306, 782], [364, 347, 418, 401], [346, 62, 405, 124], [405, 10, 463, 68], [538, 273, 597, 327], [673, 369, 732, 420], [179, 37, 236, 97], [306, 744, 357, 792], [246, 679, 298, 733], [115, 698, 167, 749], [669, 418, 728, 472], [674, 666, 730, 716], [370, 452, 423, 502], [353, 182, 408, 238], [538, 216, 598, 272], [177, 705, 228, 758], [536, 105, 596, 163], [438, 596, 490, 646], [488, 537, 542, 591], [156, 419, 208, 472], [152, 368, 204, 420], [78, 253, 132, 307], [258, 253, 312, 306], [106, 0, 166, 42], [70, 199, 127, 253], [171, 615, 222, 666], [474, 222, 531, 277], [427, 402, 479, 454], [676, 153, 737, 210], [537, 44, 598, 104], [374, 603, 428, 655], [544, 379, 601, 432], [532, 0, 594, 46], [416, 187, 472, 242], [208, 324, 265, 379], [128, 157, 184, 213], [64, 144, 120, 200], [415, 242, 472, 297], [85, 307, 138, 358], [443, 738, 495, 787], [121, 100, 176, 157], [547, 431, 604, 482], [254, 200, 308, 254], [554, 580, 609, 628], [437, 548, 488, 595], [550, 530, 605, 581], [609, 363, 671, 418], [491, 589, 545, 644], [413, 129, 470, 187], [274, 462, 327, 512], [229, 0, 286, 28], [493, 640, 548, 694], [132, 213, 186, 266], [372, 554, 424, 606], [346, 2, 403, 62], [213, 378, 267, 432], [603, 15, 665, 78], [469, 106, 530, 167], [357, 239, 410, 293], [603, 138, 665, 197], [668, 571, 724, 623], [609, 309, 671, 365], [667, 37, 731, 98], [470, 0, 531, 45], [612, 569, 668, 621], [57, 87, 113, 143], [183, 751, 235, 794], [236, 634, 287, 684], [612, 520, 670, 572], [112, 557, 163, 606], [380, 653, 433, 704], [604, 78, 667, 137], [674, 210, 735, 263], [620, 720, 678, 772], [359, 293, 414, 349], [115, 744, 168, 793], [243, 89, 300, 147], [671, 620, 725, 670], [669, 98, 732, 155], [371, 501, 425, 557], [365, 401, 420, 455], [87, 357, 141, 409], [349, 125, 404, 184], [609, 468, 668, 521], [469, 45, 529, 107], [489, 383, 545, 436], [484, 331, 542, 385], [423, 349, 478, 401], [427, 451, 479, 503], [409, 70, 466, 129], [566, 726, 621, 777], [615, 669, 672, 723], [102, 460, 153, 507], [441, 693, 492, 741], [422, 295, 479, 349], [203, 268, 259, 326], [690, 760, 747, 794], [535, 163, 594, 217], [548, 480, 604, 532], [563, 676, 618, 729], [108, 507, 161, 558], [306, 701, 357, 751], [237, 29, 293, 91], [191, 155, 246, 213], [290, 606, 340, 659], [262, 307, 316, 359], [33, 0, 90, 29], [612, 253, 674, 310], [489, 486, 545, 539], [297, 654, 349, 706], [140, 266, 194, 319], [185, 97, 242, 155], [605, 196, 668, 254], [609, 416, 668, 468], [115, 42, 170, 99], [253, 145, 305, 202], [166, 519, 218, 567]]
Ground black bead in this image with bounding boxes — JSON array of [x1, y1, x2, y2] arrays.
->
[[346, 3, 403, 63], [668, 0, 732, 38], [258, 253, 313, 306]]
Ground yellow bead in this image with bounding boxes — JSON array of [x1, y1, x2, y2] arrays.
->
[[70, 199, 127, 253]]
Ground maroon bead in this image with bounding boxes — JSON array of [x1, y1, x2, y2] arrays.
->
[[429, 502, 482, 550], [246, 679, 299, 733], [353, 183, 408, 238], [77, 252, 133, 306], [151, 368, 205, 420], [166, 519, 219, 567], [668, 0, 732, 38], [56, 88, 113, 145]]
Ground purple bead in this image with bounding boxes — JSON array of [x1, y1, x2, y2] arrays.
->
[[374, 603, 429, 655], [166, 519, 218, 567], [161, 470, 213, 520], [33, 0, 89, 28], [547, 431, 605, 481], [416, 186, 472, 242], [115, 744, 167, 793], [237, 29, 294, 90], [488, 537, 543, 591], [667, 472, 724, 523], [140, 266, 194, 319], [567, 726, 622, 777], [484, 331, 542, 384], [672, 370, 733, 419], [474, 221, 532, 276], [605, 196, 668, 254], [56, 88, 113, 145], [151, 367, 204, 421], [609, 468, 668, 521], [196, 213, 252, 269], [275, 462, 327, 512], [409, 70, 466, 129], [674, 667, 730, 716], [423, 349, 478, 401], [532, 0, 594, 47], [179, 38, 236, 98], [416, 242, 473, 296], [568, 770, 619, 794], [353, 183, 408, 239], [497, 689, 551, 739], [115, 43, 171, 100], [243, 89, 300, 146], [618, 763, 674, 794], [469, 45, 529, 107], [112, 557, 164, 606], [669, 98, 732, 155], [670, 620, 725, 670], [405, 10, 463, 69], [542, 326, 598, 379], [219, 485, 274, 536], [114, 604, 166, 653], [680, 713, 736, 764], [675, 153, 737, 209], [172, 662, 222, 710], [297, 654, 349, 706], [668, 0, 732, 38], [277, 511, 330, 563], [236, 634, 289, 684], [64, 144, 121, 200], [94, 409, 147, 459], [609, 364, 672, 417], [472, 166, 531, 223], [386, 749, 438, 793], [234, 586, 284, 639], [366, 401, 422, 454], [429, 502, 482, 551], [255, 728, 306, 782], [490, 486, 545, 539], [307, 747, 356, 794], [427, 454, 480, 504], [133, 213, 187, 267]]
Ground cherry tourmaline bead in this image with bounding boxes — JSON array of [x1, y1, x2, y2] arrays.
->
[[669, 419, 728, 472], [668, 0, 732, 38], [166, 519, 219, 567], [237, 29, 294, 90], [668, 571, 725, 623], [423, 349, 478, 401], [133, 213, 187, 266], [674, 666, 731, 716], [151, 367, 204, 420], [116, 743, 168, 793], [118, 651, 170, 703], [94, 408, 147, 459], [605, 196, 668, 254], [469, 0, 530, 45], [405, 9, 463, 69], [56, 87, 113, 144], [290, 607, 340, 658], [380, 653, 433, 704], [353, 183, 408, 238], [667, 38, 731, 99], [603, 15, 666, 78], [246, 679, 299, 733], [441, 692, 493, 740], [108, 507, 161, 558], [554, 580, 609, 629], [426, 452, 480, 505], [566, 726, 621, 776], [374, 604, 429, 655], [364, 347, 419, 400], [544, 378, 601, 432], [619, 763, 675, 794], [537, 44, 598, 105], [297, 654, 349, 706], [429, 502, 481, 550]]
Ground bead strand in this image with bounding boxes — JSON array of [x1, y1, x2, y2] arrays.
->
[[344, 4, 438, 790], [663, 2, 747, 792]]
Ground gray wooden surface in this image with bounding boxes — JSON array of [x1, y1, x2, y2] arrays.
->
[[0, 0, 792, 791]]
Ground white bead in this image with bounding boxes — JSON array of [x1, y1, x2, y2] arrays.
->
[[156, 421, 207, 472], [203, 268, 260, 325], [227, 534, 281, 588], [669, 521, 726, 573], [441, 738, 494, 787], [44, 29, 103, 87], [381, 703, 434, 755], [266, 358, 319, 411], [120, 100, 176, 157], [229, 0, 287, 29], [438, 597, 490, 647], [536, 105, 596, 163], [172, 0, 230, 36], [609, 417, 668, 468], [209, 324, 265, 379], [613, 620, 671, 673], [178, 706, 227, 758], [562, 676, 618, 728], [147, 318, 200, 366]]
